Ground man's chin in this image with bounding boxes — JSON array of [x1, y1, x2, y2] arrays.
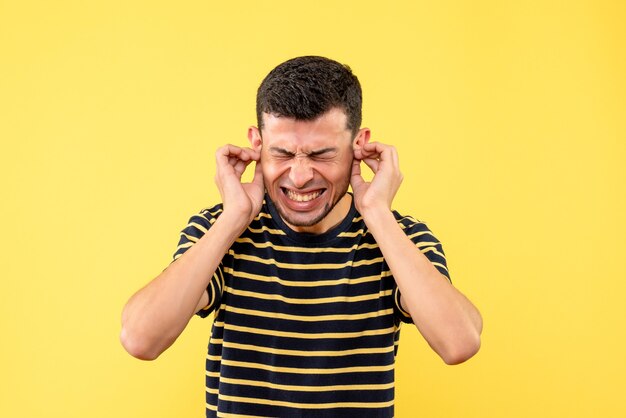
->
[[274, 189, 349, 230], [276, 205, 330, 228]]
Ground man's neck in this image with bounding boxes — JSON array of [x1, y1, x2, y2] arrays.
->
[[283, 193, 353, 235]]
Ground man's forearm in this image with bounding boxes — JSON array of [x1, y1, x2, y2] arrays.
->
[[120, 213, 245, 360], [361, 206, 482, 365]]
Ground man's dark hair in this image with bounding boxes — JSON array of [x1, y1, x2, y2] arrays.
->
[[256, 56, 362, 138]]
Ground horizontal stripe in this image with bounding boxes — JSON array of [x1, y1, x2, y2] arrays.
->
[[187, 221, 209, 233], [224, 267, 390, 287], [207, 374, 395, 392], [229, 253, 384, 269], [212, 358, 395, 375], [341, 227, 435, 241], [234, 236, 380, 253], [201, 207, 223, 216], [215, 410, 268, 418], [175, 241, 194, 252], [179, 232, 199, 242], [224, 304, 394, 322], [255, 211, 272, 219], [211, 393, 394, 409], [421, 245, 447, 259], [223, 286, 393, 304], [212, 322, 396, 340], [246, 225, 286, 235], [406, 230, 434, 239], [432, 261, 450, 274], [410, 238, 440, 248], [337, 229, 369, 238], [210, 340, 395, 358]]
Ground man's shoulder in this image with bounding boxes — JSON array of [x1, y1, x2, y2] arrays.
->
[[387, 209, 444, 244], [177, 203, 226, 238], [197, 202, 225, 219], [389, 208, 425, 229], [183, 199, 280, 235]]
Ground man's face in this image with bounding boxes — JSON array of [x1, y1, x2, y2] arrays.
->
[[250, 108, 358, 234]]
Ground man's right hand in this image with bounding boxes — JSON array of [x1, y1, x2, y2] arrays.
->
[[120, 144, 264, 361], [214, 145, 264, 231]]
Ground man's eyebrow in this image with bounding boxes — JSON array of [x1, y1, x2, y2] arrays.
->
[[268, 147, 296, 156], [308, 147, 337, 156], [268, 147, 337, 156]]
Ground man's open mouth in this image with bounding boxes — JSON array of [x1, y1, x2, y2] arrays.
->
[[282, 188, 325, 202]]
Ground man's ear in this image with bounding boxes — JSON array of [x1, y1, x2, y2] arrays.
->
[[247, 126, 263, 151], [353, 128, 371, 150]]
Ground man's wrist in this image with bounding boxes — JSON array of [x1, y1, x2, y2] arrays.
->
[[216, 209, 253, 238], [360, 204, 396, 233]]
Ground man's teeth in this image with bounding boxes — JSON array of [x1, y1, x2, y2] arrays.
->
[[286, 189, 321, 202]]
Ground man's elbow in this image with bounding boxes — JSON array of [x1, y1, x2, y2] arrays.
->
[[441, 331, 482, 365], [119, 326, 163, 361]]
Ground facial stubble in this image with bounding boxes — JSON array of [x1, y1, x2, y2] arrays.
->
[[270, 167, 352, 228]]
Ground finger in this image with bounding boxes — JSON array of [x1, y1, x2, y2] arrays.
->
[[361, 141, 382, 152], [387, 145, 400, 170], [236, 147, 259, 162], [217, 146, 259, 179], [368, 142, 399, 168], [362, 157, 380, 173], [350, 159, 365, 189], [246, 148, 261, 162], [366, 144, 401, 176], [216, 145, 243, 169], [217, 144, 243, 158], [217, 145, 258, 163], [357, 144, 380, 160], [361, 143, 389, 160], [232, 159, 249, 177], [216, 145, 232, 166]]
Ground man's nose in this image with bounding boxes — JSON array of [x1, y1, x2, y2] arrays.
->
[[288, 157, 314, 188]]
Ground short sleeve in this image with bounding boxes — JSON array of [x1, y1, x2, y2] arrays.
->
[[171, 204, 225, 318], [392, 214, 451, 323]]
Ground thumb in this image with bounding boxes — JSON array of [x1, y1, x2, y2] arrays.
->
[[251, 160, 264, 187], [350, 159, 365, 190]]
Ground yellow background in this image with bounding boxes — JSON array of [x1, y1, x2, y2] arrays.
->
[[1, 0, 624, 417]]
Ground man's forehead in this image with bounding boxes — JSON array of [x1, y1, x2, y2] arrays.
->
[[259, 109, 352, 148], [261, 108, 350, 132]]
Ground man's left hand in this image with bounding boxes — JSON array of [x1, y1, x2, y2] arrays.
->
[[350, 142, 403, 215]]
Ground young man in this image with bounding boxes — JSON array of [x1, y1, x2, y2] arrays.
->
[[121, 56, 482, 417]]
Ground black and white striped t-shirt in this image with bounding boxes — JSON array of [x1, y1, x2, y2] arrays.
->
[[173, 194, 450, 417]]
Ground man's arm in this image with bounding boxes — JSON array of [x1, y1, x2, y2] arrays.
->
[[351, 142, 482, 365], [120, 145, 263, 360]]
